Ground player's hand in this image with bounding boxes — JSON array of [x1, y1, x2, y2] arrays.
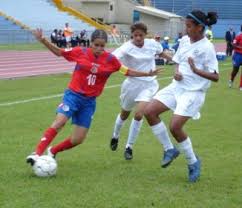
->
[[174, 71, 183, 81], [32, 28, 44, 42], [148, 67, 163, 76], [188, 57, 197, 73]]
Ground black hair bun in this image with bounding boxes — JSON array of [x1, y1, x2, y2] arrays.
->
[[206, 12, 218, 26]]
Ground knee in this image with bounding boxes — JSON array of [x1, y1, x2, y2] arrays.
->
[[51, 120, 66, 131], [144, 106, 156, 119], [134, 111, 143, 121], [169, 122, 180, 137], [120, 111, 130, 120], [71, 135, 86, 145]]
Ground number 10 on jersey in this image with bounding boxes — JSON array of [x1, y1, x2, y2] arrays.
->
[[87, 74, 97, 85]]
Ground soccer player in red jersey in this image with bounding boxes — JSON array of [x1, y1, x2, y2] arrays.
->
[[26, 28, 161, 166], [228, 25, 242, 90]]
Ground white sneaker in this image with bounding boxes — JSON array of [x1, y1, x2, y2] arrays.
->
[[240, 87, 242, 91], [47, 147, 55, 158], [26, 152, 39, 166], [228, 80, 233, 88]]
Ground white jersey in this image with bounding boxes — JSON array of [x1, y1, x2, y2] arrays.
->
[[172, 35, 219, 91], [112, 39, 163, 81]]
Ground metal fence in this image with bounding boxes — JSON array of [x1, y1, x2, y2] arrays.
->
[[0, 29, 131, 45]]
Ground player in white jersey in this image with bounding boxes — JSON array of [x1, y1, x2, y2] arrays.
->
[[110, 22, 179, 163], [144, 10, 219, 182]]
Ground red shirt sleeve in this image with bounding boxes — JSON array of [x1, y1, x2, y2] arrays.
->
[[61, 47, 83, 62], [110, 54, 122, 71]]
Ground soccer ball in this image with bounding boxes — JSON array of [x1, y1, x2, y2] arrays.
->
[[32, 155, 57, 177]]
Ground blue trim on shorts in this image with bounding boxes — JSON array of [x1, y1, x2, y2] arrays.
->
[[56, 89, 96, 128]]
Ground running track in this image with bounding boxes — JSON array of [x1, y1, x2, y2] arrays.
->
[[0, 43, 226, 79]]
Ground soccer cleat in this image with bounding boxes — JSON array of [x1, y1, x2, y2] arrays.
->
[[26, 152, 39, 166], [188, 157, 201, 182], [240, 87, 242, 91], [161, 147, 180, 168], [228, 80, 233, 88], [124, 147, 133, 160], [47, 147, 56, 158], [110, 137, 119, 151]]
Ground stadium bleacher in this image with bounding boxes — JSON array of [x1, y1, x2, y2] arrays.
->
[[0, 16, 34, 44], [0, 0, 95, 43], [151, 0, 242, 37]]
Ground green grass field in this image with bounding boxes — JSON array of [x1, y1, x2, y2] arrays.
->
[[0, 59, 241, 208]]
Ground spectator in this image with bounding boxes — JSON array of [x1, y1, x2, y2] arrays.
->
[[161, 36, 175, 64], [50, 29, 58, 45], [225, 27, 236, 56], [64, 23, 73, 48], [228, 25, 242, 90], [111, 24, 121, 45], [57, 30, 66, 48], [77, 29, 90, 47], [205, 25, 213, 42], [172, 32, 183, 51], [161, 36, 170, 50]]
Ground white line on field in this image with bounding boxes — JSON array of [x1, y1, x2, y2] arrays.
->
[[0, 65, 231, 107], [0, 76, 173, 107]]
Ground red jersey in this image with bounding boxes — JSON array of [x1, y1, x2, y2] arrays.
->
[[61, 47, 122, 97], [233, 34, 242, 54]]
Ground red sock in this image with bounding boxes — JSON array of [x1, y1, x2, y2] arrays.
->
[[51, 137, 77, 155], [35, 128, 58, 155], [240, 75, 242, 88]]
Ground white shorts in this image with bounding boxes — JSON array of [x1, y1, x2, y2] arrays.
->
[[153, 83, 206, 118], [120, 78, 159, 111]]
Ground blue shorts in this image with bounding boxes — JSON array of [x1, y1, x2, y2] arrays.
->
[[57, 89, 96, 128], [232, 52, 242, 68]]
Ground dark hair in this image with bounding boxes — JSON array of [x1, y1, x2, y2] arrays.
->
[[91, 29, 108, 42], [130, 22, 147, 34], [187, 10, 218, 27]]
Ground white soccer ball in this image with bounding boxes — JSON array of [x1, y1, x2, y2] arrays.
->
[[32, 155, 57, 177]]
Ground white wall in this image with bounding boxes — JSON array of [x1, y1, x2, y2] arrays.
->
[[139, 13, 184, 38]]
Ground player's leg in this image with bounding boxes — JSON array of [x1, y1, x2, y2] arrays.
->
[[170, 115, 200, 182], [48, 125, 89, 157], [48, 96, 96, 157], [124, 80, 159, 159], [124, 101, 147, 160], [145, 99, 179, 167], [26, 113, 69, 165], [110, 79, 135, 151], [240, 67, 242, 90], [239, 55, 242, 90], [171, 90, 205, 182], [110, 109, 131, 151], [229, 52, 240, 88], [228, 67, 239, 88]]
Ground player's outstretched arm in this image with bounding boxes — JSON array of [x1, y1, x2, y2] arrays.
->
[[32, 28, 62, 57], [120, 65, 163, 77]]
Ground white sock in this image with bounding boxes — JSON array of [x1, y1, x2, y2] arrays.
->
[[126, 118, 143, 148], [178, 137, 197, 165], [112, 114, 125, 139], [151, 121, 174, 151]]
